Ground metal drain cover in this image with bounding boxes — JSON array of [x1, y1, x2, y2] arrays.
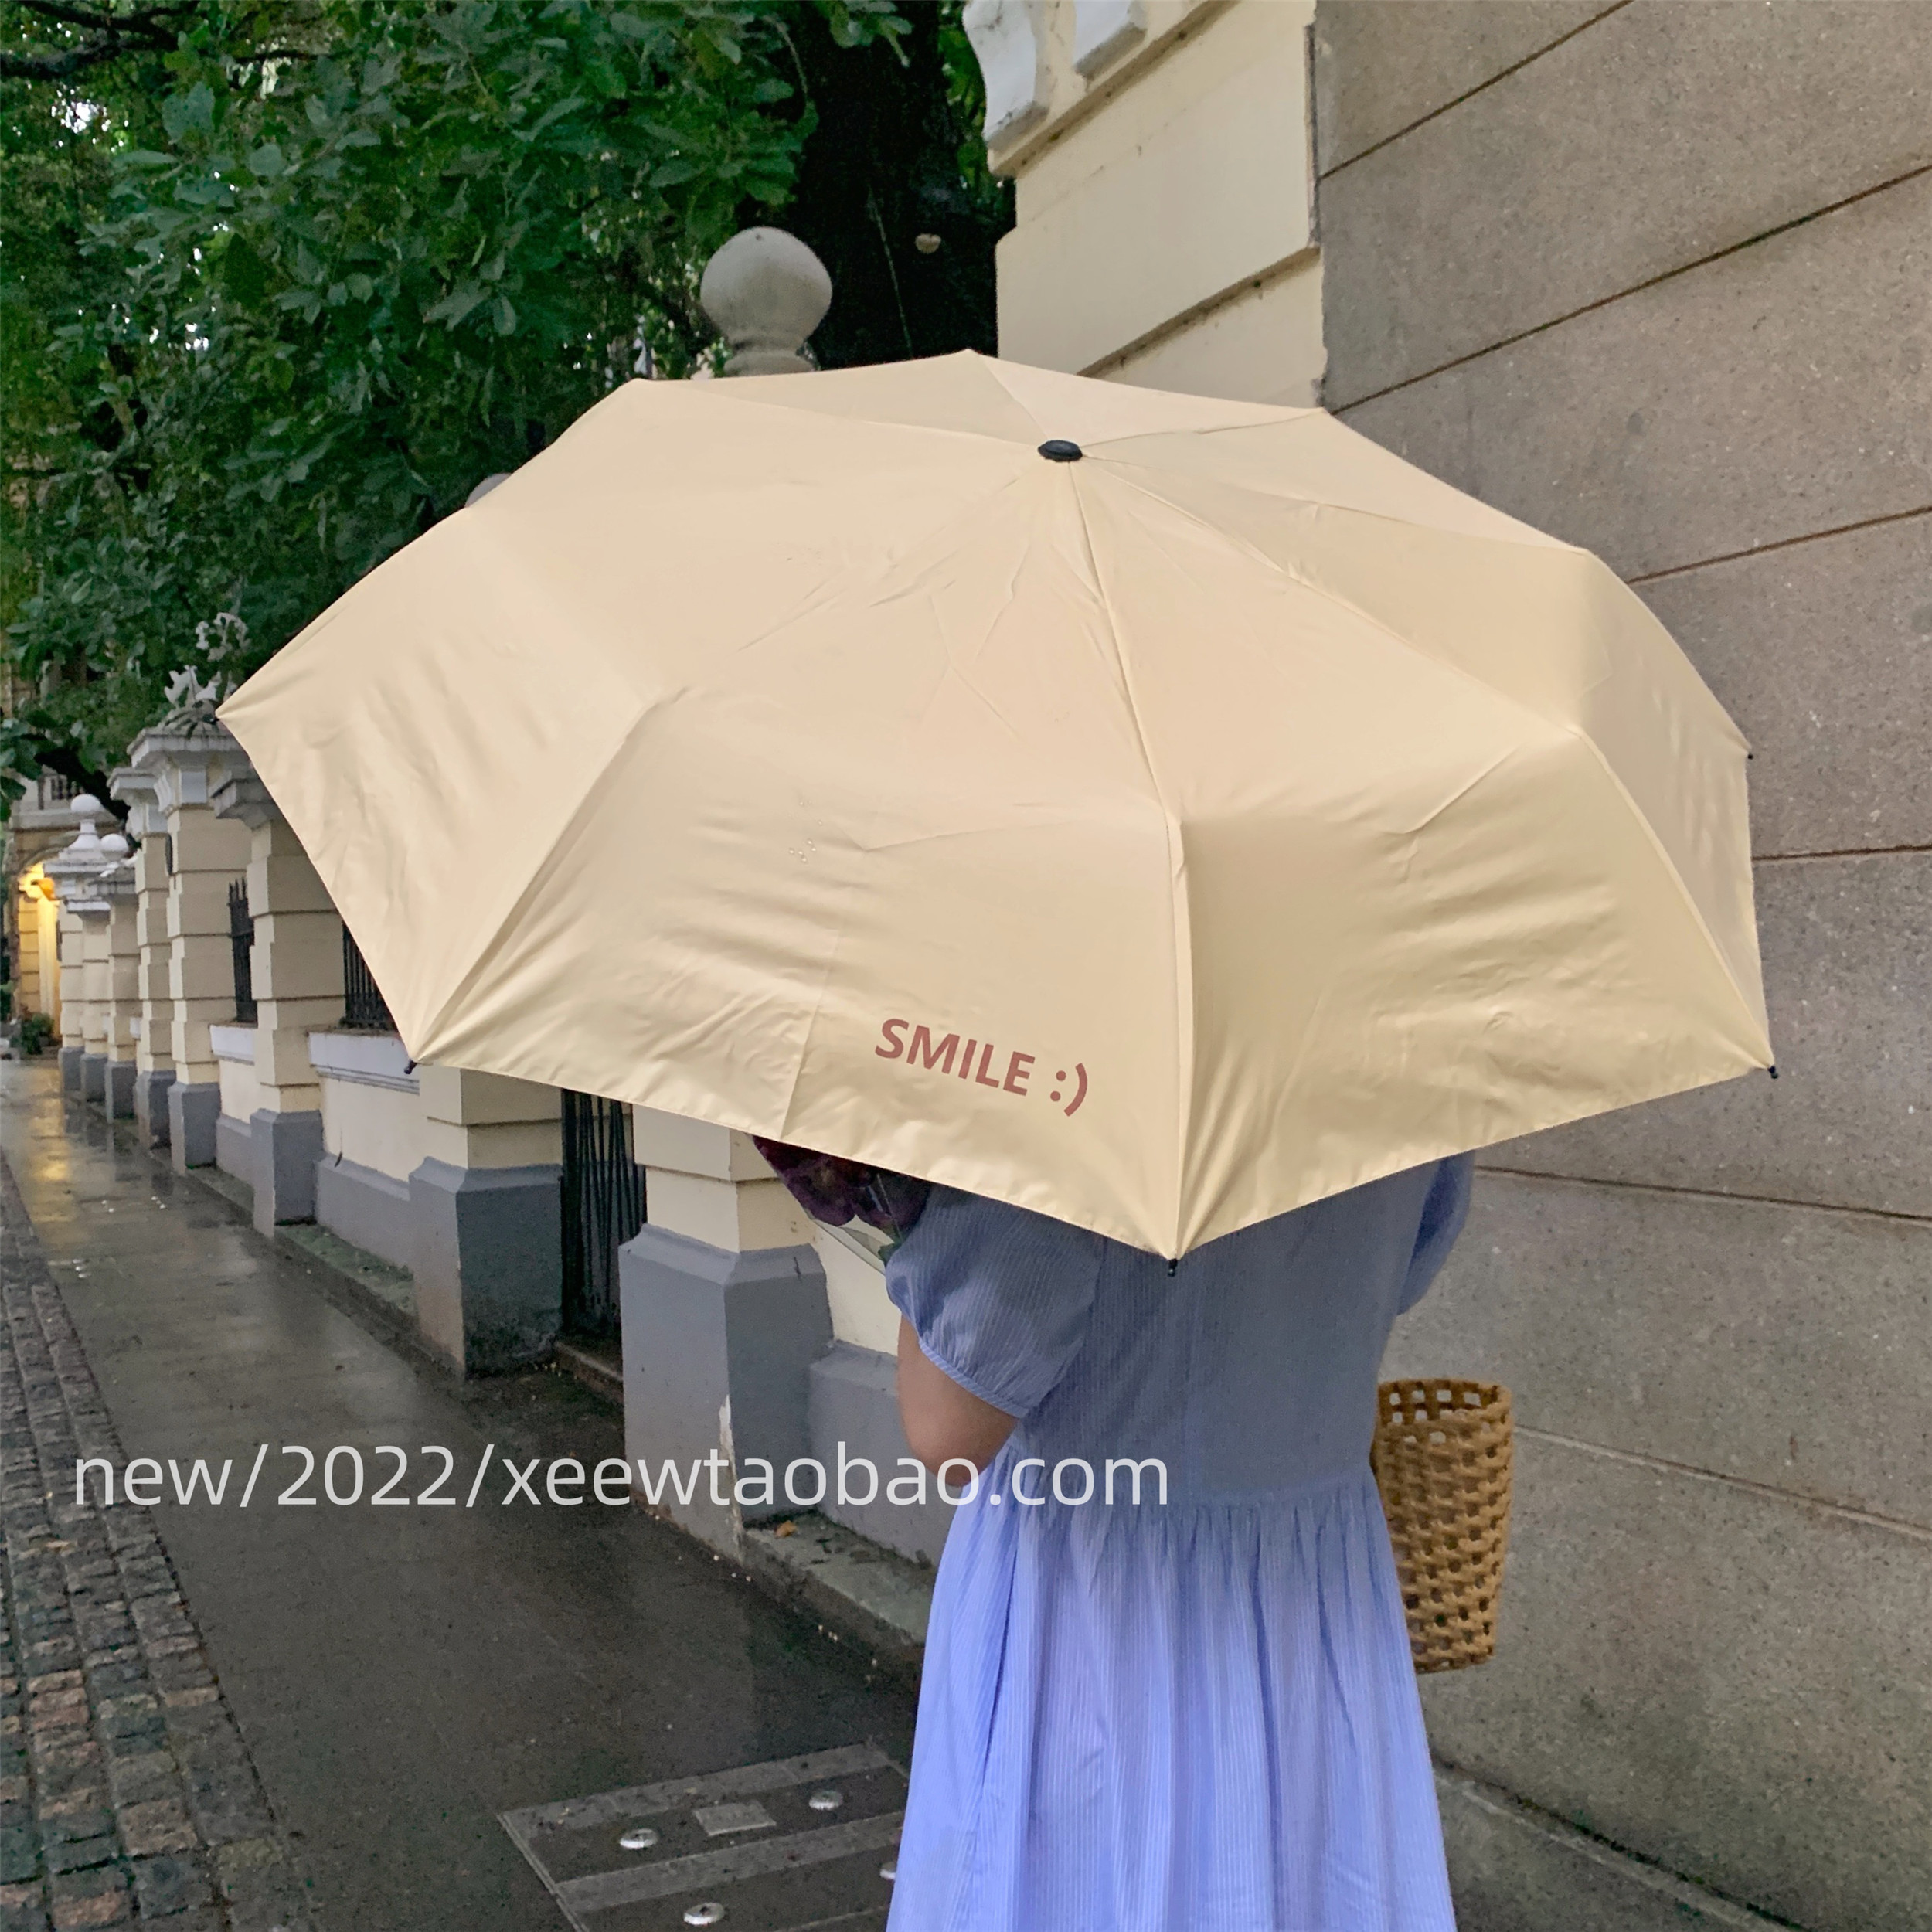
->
[[502, 1743, 904, 1931]]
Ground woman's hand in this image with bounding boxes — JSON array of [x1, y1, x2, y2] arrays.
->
[[896, 1318, 1015, 1475]]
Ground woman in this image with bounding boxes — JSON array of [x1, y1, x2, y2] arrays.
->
[[758, 1143, 1472, 1931]]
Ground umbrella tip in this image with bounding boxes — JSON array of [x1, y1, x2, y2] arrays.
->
[[1038, 440, 1084, 462], [1768, 1063, 1780, 1079]]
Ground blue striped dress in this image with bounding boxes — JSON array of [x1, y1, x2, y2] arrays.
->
[[883, 1159, 1472, 1932]]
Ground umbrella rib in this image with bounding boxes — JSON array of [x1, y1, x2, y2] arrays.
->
[[1563, 730, 1770, 1051], [1098, 464, 1589, 737], [1094, 437, 1570, 552], [1063, 473, 1193, 1260], [1101, 464, 1769, 1056]]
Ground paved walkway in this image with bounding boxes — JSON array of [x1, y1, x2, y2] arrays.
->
[[0, 1066, 913, 1931], [0, 1151, 301, 1932]]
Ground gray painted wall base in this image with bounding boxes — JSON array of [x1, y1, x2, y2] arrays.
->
[[808, 1342, 953, 1566], [134, 1069, 174, 1148], [80, 1053, 107, 1103], [410, 1158, 561, 1376], [168, 1081, 219, 1171], [1437, 1765, 1794, 1931], [620, 1225, 832, 1558], [58, 1046, 83, 1094], [214, 1112, 253, 1187], [104, 1060, 135, 1119], [315, 1156, 413, 1273], [250, 1107, 323, 1234]]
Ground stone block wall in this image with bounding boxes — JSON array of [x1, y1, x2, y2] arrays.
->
[[1313, 5, 1931, 1927]]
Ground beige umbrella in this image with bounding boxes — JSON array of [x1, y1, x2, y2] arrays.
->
[[221, 352, 1770, 1257]]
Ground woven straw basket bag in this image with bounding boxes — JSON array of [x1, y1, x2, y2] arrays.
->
[[1371, 1379, 1514, 1673]]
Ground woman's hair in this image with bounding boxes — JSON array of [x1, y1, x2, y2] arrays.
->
[[752, 1138, 931, 1244]]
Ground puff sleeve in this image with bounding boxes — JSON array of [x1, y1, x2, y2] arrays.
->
[[885, 1187, 1106, 1420]]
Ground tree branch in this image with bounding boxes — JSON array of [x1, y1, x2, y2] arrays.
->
[[17, 0, 185, 27], [2, 0, 197, 80]]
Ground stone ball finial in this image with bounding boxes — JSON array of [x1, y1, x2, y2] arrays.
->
[[45, 796, 106, 882], [699, 228, 832, 377], [100, 833, 130, 860]]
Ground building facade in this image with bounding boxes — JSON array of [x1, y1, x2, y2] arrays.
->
[[976, 2, 1929, 1927]]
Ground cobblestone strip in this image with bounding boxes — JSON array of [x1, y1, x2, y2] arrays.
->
[[0, 1156, 310, 1932]]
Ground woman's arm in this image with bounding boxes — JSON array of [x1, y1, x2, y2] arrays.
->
[[896, 1318, 1015, 1475]]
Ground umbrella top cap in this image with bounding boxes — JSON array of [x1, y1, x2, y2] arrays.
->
[[1038, 439, 1084, 462]]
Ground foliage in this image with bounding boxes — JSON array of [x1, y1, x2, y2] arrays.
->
[[18, 1009, 53, 1054], [0, 0, 1003, 808]]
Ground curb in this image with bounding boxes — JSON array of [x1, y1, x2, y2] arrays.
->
[[741, 1515, 934, 1689]]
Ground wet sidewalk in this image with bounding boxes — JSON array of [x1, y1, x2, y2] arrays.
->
[[0, 1064, 913, 1932]]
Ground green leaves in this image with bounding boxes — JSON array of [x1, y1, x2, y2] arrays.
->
[[162, 82, 216, 142], [1, 0, 938, 802], [423, 283, 485, 325]]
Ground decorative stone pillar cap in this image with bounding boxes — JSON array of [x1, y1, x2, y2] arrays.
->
[[43, 795, 108, 883], [96, 836, 136, 896], [699, 228, 832, 377], [964, 0, 1050, 145], [127, 718, 247, 812], [108, 766, 166, 838], [212, 770, 280, 829]]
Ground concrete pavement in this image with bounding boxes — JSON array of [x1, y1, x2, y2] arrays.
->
[[0, 1063, 914, 1931]]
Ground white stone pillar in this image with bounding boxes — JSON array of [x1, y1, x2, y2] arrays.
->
[[71, 832, 134, 1105], [635, 1113, 815, 1254], [62, 904, 102, 1097], [99, 855, 140, 1117], [127, 724, 250, 1169], [75, 882, 114, 1103], [614, 228, 839, 1558], [622, 1110, 828, 1556], [41, 795, 109, 1094], [108, 767, 176, 1141], [213, 772, 345, 1233], [410, 1067, 564, 1375]]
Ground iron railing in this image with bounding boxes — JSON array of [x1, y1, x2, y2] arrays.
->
[[560, 1091, 646, 1338], [341, 927, 396, 1032], [227, 879, 256, 1024]]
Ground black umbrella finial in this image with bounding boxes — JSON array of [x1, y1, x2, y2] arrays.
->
[[1038, 440, 1084, 462]]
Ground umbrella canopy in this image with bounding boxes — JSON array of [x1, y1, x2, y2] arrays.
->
[[221, 352, 1770, 1257]]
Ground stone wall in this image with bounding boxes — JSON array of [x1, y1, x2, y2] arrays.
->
[[985, 0, 1326, 406], [1315, 5, 1932, 1928]]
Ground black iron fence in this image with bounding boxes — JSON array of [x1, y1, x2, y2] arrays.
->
[[227, 880, 256, 1024], [341, 927, 396, 1032], [560, 1091, 646, 1338]]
